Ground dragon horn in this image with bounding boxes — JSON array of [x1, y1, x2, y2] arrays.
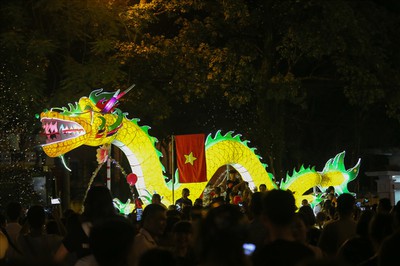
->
[[101, 84, 135, 113], [102, 90, 120, 113], [116, 84, 135, 100]]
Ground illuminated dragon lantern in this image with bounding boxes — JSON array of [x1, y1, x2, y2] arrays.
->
[[40, 86, 360, 207]]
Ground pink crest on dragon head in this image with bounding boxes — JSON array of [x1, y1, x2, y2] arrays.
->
[[90, 84, 135, 114]]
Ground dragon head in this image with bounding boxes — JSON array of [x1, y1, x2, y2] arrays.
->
[[40, 86, 133, 157]]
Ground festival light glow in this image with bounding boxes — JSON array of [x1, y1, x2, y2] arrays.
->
[[281, 151, 360, 207], [113, 198, 134, 215], [40, 88, 361, 207]]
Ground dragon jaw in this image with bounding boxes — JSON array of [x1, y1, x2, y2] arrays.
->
[[41, 118, 86, 145], [39, 89, 129, 158], [39, 95, 122, 157], [40, 113, 90, 157]]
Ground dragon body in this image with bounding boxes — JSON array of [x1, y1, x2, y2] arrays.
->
[[40, 88, 360, 207]]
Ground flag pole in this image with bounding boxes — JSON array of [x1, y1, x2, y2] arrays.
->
[[171, 135, 175, 205], [106, 158, 111, 190], [106, 144, 112, 190]]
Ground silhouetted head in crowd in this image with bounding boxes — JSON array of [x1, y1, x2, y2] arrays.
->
[[194, 198, 203, 207], [249, 192, 263, 217], [377, 197, 392, 214], [151, 193, 162, 204], [172, 220, 193, 234], [301, 199, 309, 206], [292, 212, 310, 244], [259, 184, 267, 193], [164, 211, 181, 237], [172, 220, 193, 250], [262, 189, 297, 226], [337, 235, 374, 266], [315, 211, 327, 229], [229, 169, 239, 181], [90, 217, 136, 266], [298, 204, 316, 227], [6, 201, 22, 222], [336, 193, 355, 218], [182, 188, 190, 199], [83, 185, 116, 223], [196, 204, 248, 266], [138, 248, 175, 266], [27, 205, 46, 231], [355, 209, 374, 237], [46, 220, 61, 235], [326, 186, 335, 195], [0, 213, 6, 227], [142, 204, 167, 237], [191, 207, 204, 221]]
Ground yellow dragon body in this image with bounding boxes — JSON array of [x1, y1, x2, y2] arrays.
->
[[40, 88, 360, 207]]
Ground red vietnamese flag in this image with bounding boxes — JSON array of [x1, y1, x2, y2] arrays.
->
[[175, 134, 207, 183]]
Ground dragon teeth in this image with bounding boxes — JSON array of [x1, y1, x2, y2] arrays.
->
[[41, 118, 86, 145]]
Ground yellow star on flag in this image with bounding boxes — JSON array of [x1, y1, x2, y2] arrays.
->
[[184, 152, 197, 165]]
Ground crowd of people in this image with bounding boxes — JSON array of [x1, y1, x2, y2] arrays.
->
[[0, 173, 400, 266]]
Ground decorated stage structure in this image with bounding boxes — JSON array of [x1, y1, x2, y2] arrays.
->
[[39, 86, 361, 210]]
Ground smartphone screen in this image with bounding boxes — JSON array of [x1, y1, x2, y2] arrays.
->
[[136, 208, 143, 221], [51, 198, 61, 205], [243, 243, 256, 256]]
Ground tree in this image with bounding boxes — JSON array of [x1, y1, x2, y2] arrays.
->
[[1, 0, 400, 181], [116, 0, 400, 176]]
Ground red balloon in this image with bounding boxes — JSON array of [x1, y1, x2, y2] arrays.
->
[[127, 173, 138, 186]]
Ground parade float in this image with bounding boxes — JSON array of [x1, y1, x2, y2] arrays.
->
[[39, 86, 360, 210]]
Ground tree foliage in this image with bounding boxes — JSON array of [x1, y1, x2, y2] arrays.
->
[[1, 0, 400, 177], [0, 165, 44, 208]]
